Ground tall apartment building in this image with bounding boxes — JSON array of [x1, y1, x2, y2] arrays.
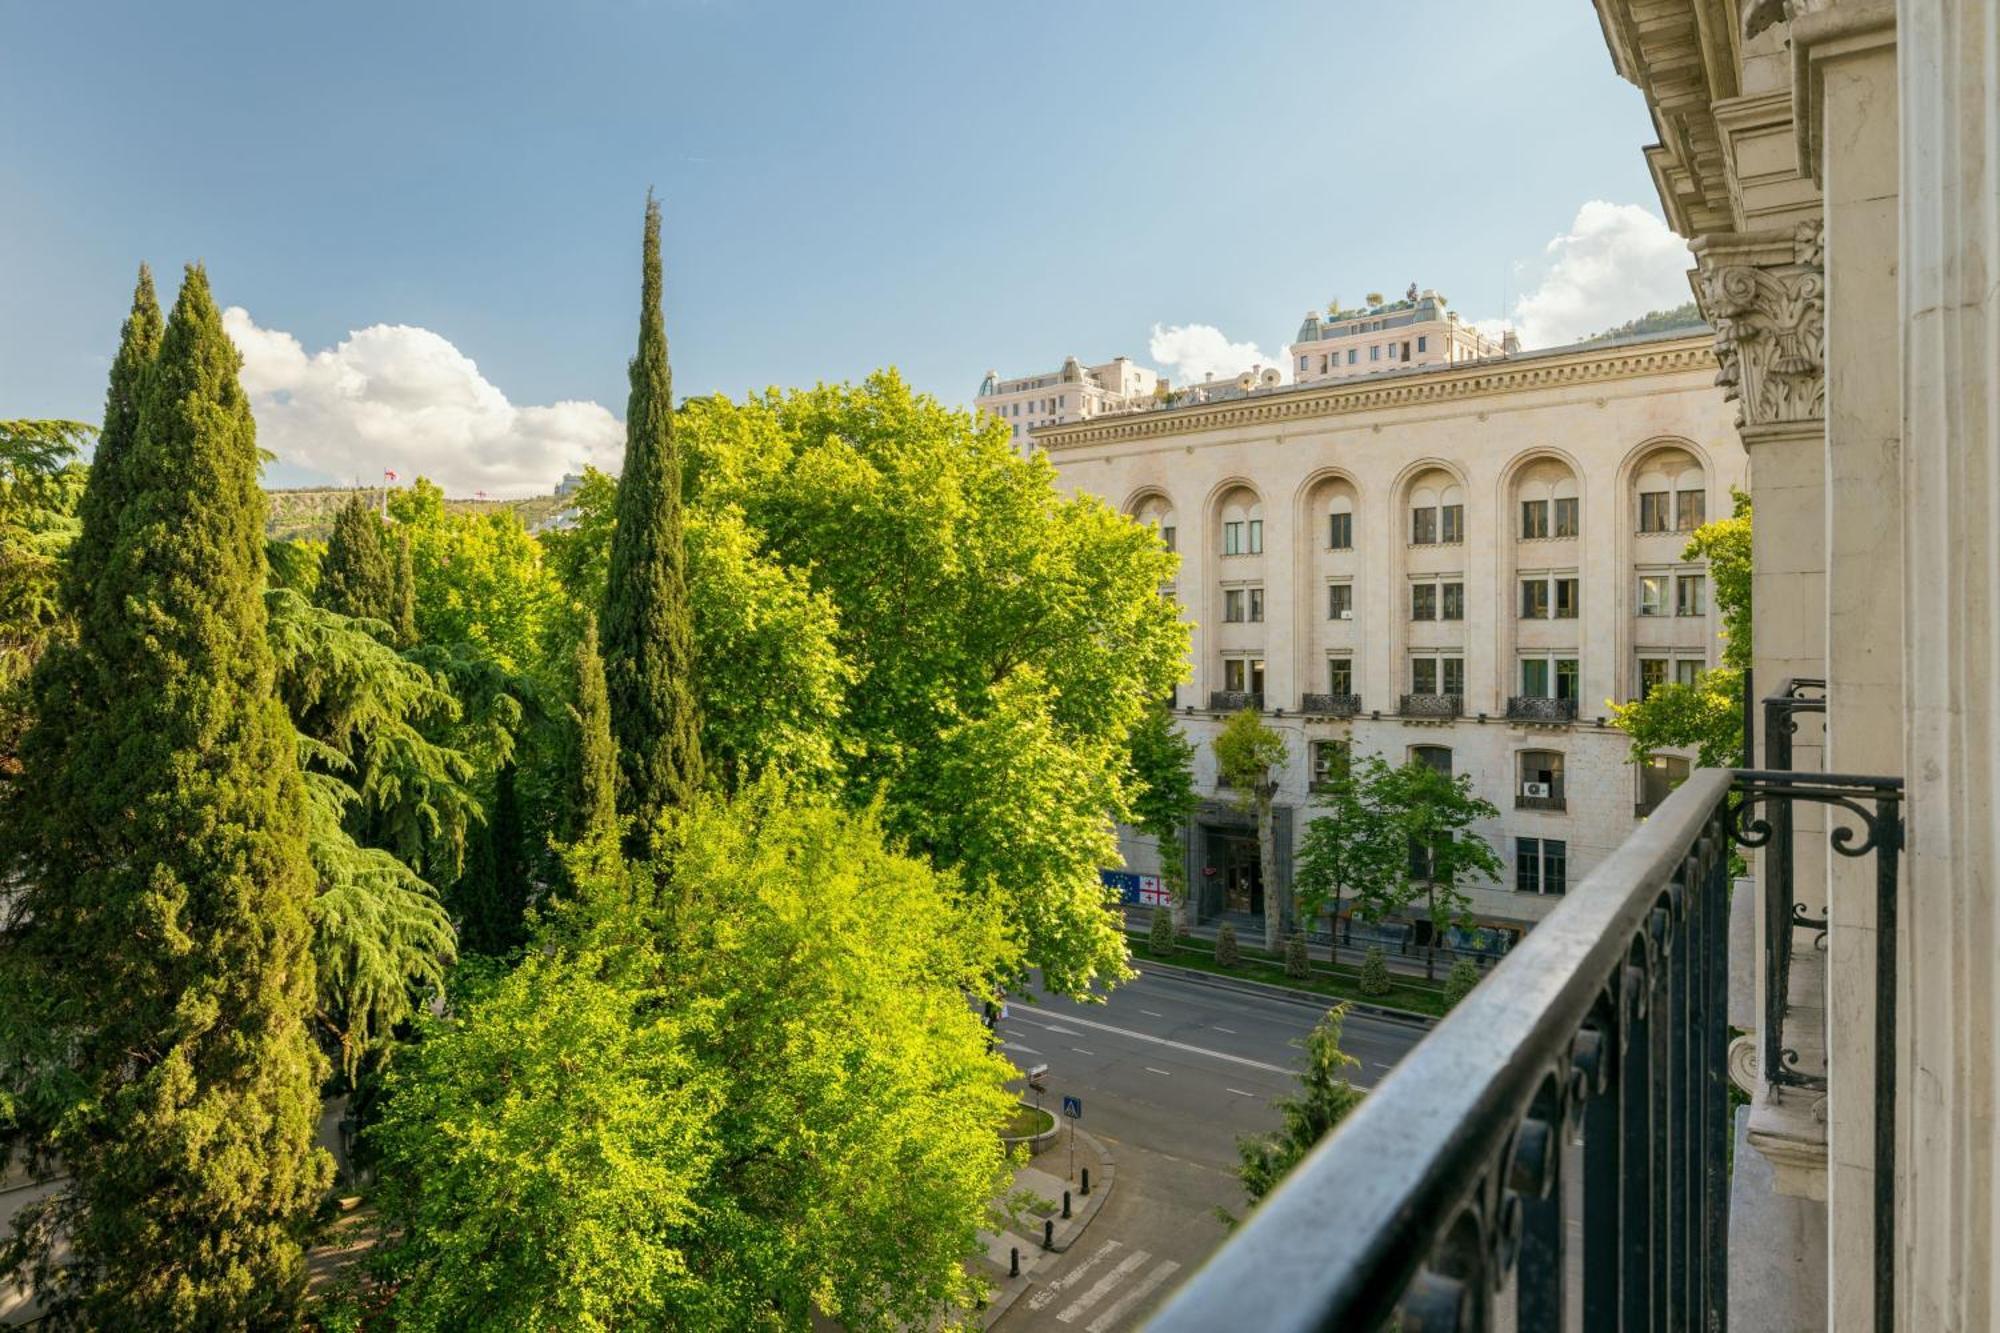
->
[[1035, 328, 1741, 949], [976, 355, 1160, 452], [1289, 285, 1512, 385]]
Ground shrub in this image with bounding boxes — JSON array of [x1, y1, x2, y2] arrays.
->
[[1358, 946, 1392, 996], [1148, 907, 1176, 957], [1443, 957, 1483, 1007], [1214, 923, 1240, 968], [1284, 932, 1310, 979]]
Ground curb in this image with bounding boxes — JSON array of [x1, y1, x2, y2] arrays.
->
[[978, 1124, 1116, 1328], [1134, 956, 1439, 1029]]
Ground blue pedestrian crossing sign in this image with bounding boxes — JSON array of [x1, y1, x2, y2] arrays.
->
[[1061, 1095, 1083, 1120]]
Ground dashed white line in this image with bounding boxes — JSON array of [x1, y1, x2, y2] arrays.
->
[[1042, 1025, 1081, 1036], [1057, 1249, 1151, 1323], [1144, 1066, 1172, 1076], [1005, 1044, 1041, 1056], [1140, 1009, 1164, 1017], [1027, 1240, 1123, 1310], [1226, 1087, 1256, 1097], [1084, 1258, 1182, 1331], [1210, 1025, 1236, 1034], [1071, 1047, 1094, 1056], [1004, 1010, 1291, 1075]]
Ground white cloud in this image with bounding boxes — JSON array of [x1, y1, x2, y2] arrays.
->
[[223, 309, 624, 498], [1148, 322, 1288, 387], [1502, 202, 1693, 349]]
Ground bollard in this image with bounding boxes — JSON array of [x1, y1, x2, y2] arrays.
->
[[1081, 1167, 1091, 1196], [1010, 1247, 1020, 1278], [1062, 1189, 1072, 1219], [1043, 1219, 1054, 1250]]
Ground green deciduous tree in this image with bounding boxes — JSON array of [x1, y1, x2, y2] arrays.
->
[[320, 492, 395, 624], [0, 265, 331, 1326], [601, 196, 703, 841], [369, 779, 1014, 1331], [1294, 754, 1401, 954], [392, 525, 418, 648], [1231, 1005, 1364, 1209], [1126, 703, 1197, 932], [1213, 708, 1290, 952], [390, 479, 559, 675], [0, 420, 91, 697], [1357, 760, 1504, 981]]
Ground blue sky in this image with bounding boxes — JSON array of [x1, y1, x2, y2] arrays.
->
[[0, 1, 1685, 494]]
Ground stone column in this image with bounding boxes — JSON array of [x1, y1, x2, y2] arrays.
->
[[1897, 0, 1999, 1327]]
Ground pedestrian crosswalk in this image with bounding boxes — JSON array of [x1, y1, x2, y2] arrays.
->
[[1023, 1239, 1182, 1331]]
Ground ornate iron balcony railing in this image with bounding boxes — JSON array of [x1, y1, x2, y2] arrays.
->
[[1507, 695, 1579, 723], [1299, 692, 1362, 716], [1151, 763, 1906, 1333], [1400, 692, 1461, 718], [1207, 690, 1262, 712]]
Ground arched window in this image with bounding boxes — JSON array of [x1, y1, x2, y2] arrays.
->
[[1327, 493, 1354, 550], [1133, 495, 1178, 554], [1412, 744, 1453, 776], [1219, 489, 1265, 556], [1514, 458, 1579, 540], [1409, 473, 1465, 545], [1635, 449, 1706, 534]]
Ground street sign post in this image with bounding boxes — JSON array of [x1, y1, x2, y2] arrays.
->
[[1061, 1096, 1083, 1180]]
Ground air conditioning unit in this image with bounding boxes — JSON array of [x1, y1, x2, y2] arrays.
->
[[1522, 782, 1551, 799], [1339, 609, 1354, 620]]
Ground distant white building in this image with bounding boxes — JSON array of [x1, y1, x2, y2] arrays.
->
[[1289, 286, 1512, 385], [976, 356, 1162, 452]]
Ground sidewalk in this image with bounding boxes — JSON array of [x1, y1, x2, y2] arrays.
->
[[1119, 907, 1494, 981], [970, 1121, 1114, 1328]]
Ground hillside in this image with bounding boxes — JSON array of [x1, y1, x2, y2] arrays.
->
[[264, 486, 564, 542], [1584, 300, 1706, 343]]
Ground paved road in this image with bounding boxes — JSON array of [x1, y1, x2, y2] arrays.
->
[[990, 966, 1429, 1331]]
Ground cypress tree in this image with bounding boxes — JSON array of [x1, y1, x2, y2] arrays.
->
[[320, 492, 394, 624], [0, 265, 331, 1325], [64, 264, 161, 610], [601, 194, 702, 846], [454, 761, 528, 956], [564, 615, 618, 845], [391, 525, 418, 648]]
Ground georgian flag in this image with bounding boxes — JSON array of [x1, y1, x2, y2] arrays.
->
[[384, 468, 399, 482]]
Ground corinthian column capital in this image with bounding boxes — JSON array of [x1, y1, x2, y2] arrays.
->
[[1692, 222, 1826, 430]]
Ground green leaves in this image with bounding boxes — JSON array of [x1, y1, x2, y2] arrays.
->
[[1232, 1005, 1364, 1208]]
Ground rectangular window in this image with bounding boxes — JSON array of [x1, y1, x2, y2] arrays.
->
[[1298, 354, 1308, 372], [1223, 589, 1245, 622], [1328, 511, 1353, 549], [1556, 658, 1580, 701], [1247, 519, 1264, 555], [1442, 582, 1464, 621], [1312, 740, 1351, 788], [1638, 575, 1669, 617], [1160, 525, 1176, 553], [1555, 577, 1579, 618], [1411, 506, 1438, 545], [1676, 574, 1707, 616], [1676, 489, 1706, 531], [1554, 497, 1579, 537], [1223, 521, 1244, 555], [1443, 657, 1465, 697], [1522, 658, 1550, 697], [1544, 840, 1566, 895], [1521, 499, 1550, 539], [1676, 658, 1703, 686], [1328, 583, 1353, 619], [1412, 657, 1438, 694], [1402, 341, 1412, 361], [1411, 584, 1438, 621], [1224, 658, 1246, 691], [1250, 658, 1265, 696], [1328, 657, 1353, 693], [1516, 838, 1568, 895], [1247, 587, 1264, 623], [1417, 335, 1428, 352], [1441, 504, 1464, 543], [1347, 348, 1358, 364], [1371, 345, 1382, 361], [1639, 657, 1669, 700], [1639, 491, 1671, 533], [1319, 354, 1328, 373], [1520, 578, 1550, 619]]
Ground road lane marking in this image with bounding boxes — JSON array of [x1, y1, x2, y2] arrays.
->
[[1057, 1249, 1151, 1323], [1027, 1240, 1123, 1310], [1140, 1009, 1164, 1017], [1071, 1047, 1094, 1056], [1004, 1044, 1041, 1055], [1226, 1087, 1256, 1097], [1043, 1025, 1081, 1036], [1144, 1066, 1171, 1076], [1006, 1010, 1292, 1075], [1210, 1025, 1236, 1034], [1085, 1259, 1182, 1332]]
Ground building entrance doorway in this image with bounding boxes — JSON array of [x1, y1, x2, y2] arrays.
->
[[1206, 828, 1264, 918]]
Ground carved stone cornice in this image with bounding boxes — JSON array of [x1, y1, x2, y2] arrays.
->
[[1693, 222, 1825, 429], [1593, 0, 1742, 236], [1035, 336, 1717, 451]]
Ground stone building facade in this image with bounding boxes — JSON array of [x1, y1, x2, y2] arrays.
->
[[1288, 286, 1511, 385], [1035, 330, 1744, 946], [975, 356, 1160, 453]]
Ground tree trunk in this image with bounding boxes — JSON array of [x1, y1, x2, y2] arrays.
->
[[1424, 882, 1438, 981], [1257, 785, 1281, 953], [1167, 827, 1190, 936]]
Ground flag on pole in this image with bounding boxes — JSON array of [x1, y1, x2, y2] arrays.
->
[[384, 468, 399, 482]]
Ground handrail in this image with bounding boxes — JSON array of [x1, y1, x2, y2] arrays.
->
[[1151, 768, 1738, 1332]]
